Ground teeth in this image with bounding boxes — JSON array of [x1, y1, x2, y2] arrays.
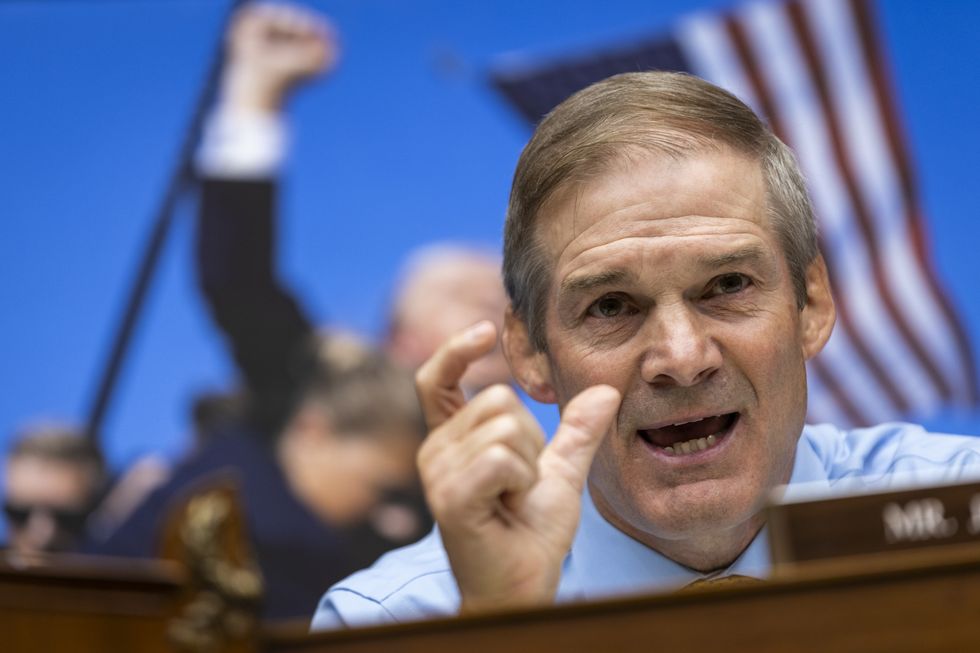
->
[[660, 433, 722, 456], [671, 416, 707, 427]]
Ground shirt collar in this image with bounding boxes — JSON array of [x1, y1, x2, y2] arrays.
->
[[558, 433, 830, 601]]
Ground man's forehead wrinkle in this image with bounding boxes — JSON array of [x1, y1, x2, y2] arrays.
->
[[549, 190, 767, 268], [558, 217, 769, 270], [580, 151, 764, 213], [555, 230, 769, 301], [538, 151, 765, 246]]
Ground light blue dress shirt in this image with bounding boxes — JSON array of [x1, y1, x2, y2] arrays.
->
[[311, 422, 980, 630]]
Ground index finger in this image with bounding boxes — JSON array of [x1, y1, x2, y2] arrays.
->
[[415, 321, 497, 430]]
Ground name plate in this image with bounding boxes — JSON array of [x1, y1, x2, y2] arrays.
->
[[766, 479, 980, 566]]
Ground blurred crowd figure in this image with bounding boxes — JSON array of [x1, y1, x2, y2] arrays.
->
[[3, 424, 106, 556], [93, 4, 509, 619], [95, 330, 426, 620], [387, 244, 511, 395], [193, 0, 512, 396], [0, 0, 512, 622]]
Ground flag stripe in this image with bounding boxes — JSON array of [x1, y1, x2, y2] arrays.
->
[[677, 14, 899, 422], [678, 13, 908, 424], [723, 10, 914, 420], [806, 0, 968, 404], [810, 356, 867, 425], [850, 0, 979, 403], [676, 15, 762, 115], [732, 0, 945, 412], [782, 0, 953, 401], [817, 245, 911, 413], [806, 365, 851, 426]]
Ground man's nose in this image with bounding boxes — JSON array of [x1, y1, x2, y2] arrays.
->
[[639, 304, 722, 387]]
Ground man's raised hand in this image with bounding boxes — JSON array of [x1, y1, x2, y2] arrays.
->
[[416, 322, 621, 613], [224, 2, 338, 113]]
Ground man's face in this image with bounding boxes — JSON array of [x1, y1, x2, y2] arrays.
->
[[286, 403, 422, 531], [4, 455, 98, 553], [523, 148, 831, 562]]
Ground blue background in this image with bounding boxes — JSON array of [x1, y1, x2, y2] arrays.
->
[[0, 0, 978, 542]]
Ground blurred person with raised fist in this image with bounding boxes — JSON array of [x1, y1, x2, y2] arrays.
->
[[94, 3, 429, 622]]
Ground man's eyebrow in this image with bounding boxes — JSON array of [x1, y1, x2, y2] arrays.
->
[[696, 245, 771, 270], [558, 246, 772, 296], [560, 269, 633, 295]]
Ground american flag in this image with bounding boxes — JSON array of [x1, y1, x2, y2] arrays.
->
[[491, 0, 978, 427]]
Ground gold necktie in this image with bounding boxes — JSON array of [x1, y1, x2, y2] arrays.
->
[[681, 574, 762, 591]]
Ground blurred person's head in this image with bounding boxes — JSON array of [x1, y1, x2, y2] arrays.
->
[[387, 244, 511, 393], [278, 332, 426, 536], [3, 424, 107, 554], [190, 390, 246, 446]]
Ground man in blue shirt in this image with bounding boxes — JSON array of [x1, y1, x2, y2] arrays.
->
[[313, 70, 980, 628]]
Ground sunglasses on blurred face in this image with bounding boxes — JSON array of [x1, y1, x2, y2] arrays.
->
[[3, 502, 90, 534]]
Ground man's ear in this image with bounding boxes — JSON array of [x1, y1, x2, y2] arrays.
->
[[502, 307, 557, 404], [800, 254, 836, 361]]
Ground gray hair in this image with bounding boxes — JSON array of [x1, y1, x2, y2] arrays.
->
[[503, 71, 818, 350]]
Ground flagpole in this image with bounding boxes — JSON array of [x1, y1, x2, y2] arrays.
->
[[84, 0, 249, 445]]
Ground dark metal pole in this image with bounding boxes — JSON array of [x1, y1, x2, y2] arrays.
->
[[84, 0, 249, 444]]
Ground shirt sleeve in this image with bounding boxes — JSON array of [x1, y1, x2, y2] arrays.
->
[[310, 589, 400, 630], [809, 422, 980, 491], [195, 105, 288, 179], [195, 171, 316, 437]]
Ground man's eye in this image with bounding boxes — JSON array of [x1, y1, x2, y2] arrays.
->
[[587, 295, 629, 318], [710, 273, 751, 296]]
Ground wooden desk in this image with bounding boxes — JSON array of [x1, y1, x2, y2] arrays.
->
[[2, 543, 978, 652], [0, 554, 185, 653], [266, 543, 980, 653], [0, 484, 260, 653]]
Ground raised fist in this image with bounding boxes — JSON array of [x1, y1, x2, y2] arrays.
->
[[223, 2, 339, 112]]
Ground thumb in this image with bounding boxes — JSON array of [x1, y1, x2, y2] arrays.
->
[[540, 385, 621, 492]]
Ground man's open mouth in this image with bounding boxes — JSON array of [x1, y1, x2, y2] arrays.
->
[[637, 412, 740, 456]]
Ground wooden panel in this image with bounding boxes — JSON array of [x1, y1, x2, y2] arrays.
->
[[0, 554, 185, 653], [767, 478, 980, 564], [265, 543, 980, 653]]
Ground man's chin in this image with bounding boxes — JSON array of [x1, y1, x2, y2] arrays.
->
[[622, 481, 763, 543]]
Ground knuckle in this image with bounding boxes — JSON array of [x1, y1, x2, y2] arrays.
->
[[481, 442, 515, 470], [490, 414, 526, 449], [414, 364, 435, 393], [489, 411, 520, 436], [479, 383, 518, 411]]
